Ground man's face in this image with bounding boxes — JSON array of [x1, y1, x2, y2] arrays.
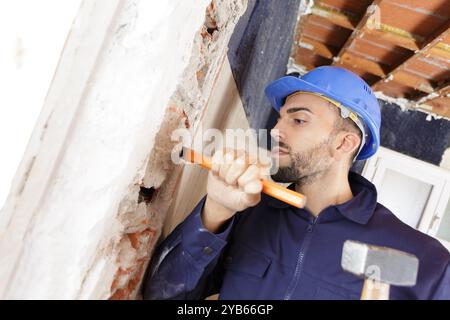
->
[[270, 92, 339, 185]]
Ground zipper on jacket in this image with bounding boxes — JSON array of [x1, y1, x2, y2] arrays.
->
[[283, 216, 318, 300]]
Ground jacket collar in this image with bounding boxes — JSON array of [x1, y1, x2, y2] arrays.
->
[[267, 171, 378, 225]]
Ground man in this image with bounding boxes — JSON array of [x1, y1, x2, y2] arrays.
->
[[142, 66, 450, 300]]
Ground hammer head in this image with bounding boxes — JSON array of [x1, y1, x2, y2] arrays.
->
[[341, 240, 419, 287]]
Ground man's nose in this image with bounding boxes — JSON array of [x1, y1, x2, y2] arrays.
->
[[271, 123, 286, 142]]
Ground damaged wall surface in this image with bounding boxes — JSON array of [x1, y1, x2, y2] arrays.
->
[[0, 0, 247, 299], [162, 58, 251, 240]]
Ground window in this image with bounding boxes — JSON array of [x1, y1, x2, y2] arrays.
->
[[362, 147, 450, 251]]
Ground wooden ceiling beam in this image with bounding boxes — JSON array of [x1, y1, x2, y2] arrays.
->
[[310, 3, 358, 30], [332, 0, 384, 66], [416, 97, 450, 119], [373, 21, 450, 93], [417, 82, 450, 105], [298, 38, 388, 79], [298, 36, 338, 60], [338, 52, 387, 77], [311, 2, 422, 51], [364, 25, 422, 51]]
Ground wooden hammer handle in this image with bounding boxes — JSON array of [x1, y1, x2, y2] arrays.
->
[[361, 278, 390, 300], [183, 148, 307, 209]]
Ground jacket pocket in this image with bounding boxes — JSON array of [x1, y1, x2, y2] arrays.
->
[[224, 244, 272, 278], [314, 286, 356, 300], [314, 282, 360, 300]]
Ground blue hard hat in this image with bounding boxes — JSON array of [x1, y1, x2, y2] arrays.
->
[[265, 66, 381, 160]]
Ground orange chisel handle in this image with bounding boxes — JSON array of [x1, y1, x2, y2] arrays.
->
[[182, 147, 307, 208]]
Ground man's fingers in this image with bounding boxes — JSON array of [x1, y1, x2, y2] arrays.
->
[[211, 149, 224, 175], [207, 148, 264, 213], [225, 155, 247, 185], [237, 165, 260, 189], [219, 150, 235, 180], [243, 180, 263, 195], [211, 149, 267, 194]]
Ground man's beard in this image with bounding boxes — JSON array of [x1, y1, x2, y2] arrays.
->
[[271, 136, 334, 186]]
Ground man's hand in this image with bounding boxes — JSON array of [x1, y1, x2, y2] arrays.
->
[[202, 148, 269, 233]]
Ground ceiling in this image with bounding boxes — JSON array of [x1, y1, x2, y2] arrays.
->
[[290, 0, 450, 118]]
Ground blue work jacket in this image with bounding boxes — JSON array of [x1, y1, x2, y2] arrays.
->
[[142, 172, 450, 300]]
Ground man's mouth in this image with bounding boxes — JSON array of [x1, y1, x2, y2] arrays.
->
[[271, 147, 289, 157]]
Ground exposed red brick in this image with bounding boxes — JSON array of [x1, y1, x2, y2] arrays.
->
[[127, 233, 140, 250], [116, 267, 134, 276], [197, 70, 205, 81], [110, 288, 127, 300], [205, 1, 217, 30], [127, 265, 145, 293], [201, 26, 211, 39], [111, 278, 119, 290], [182, 110, 190, 129]]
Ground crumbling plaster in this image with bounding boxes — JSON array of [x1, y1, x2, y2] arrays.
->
[[0, 0, 247, 300]]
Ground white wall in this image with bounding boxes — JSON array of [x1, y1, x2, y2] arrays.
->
[[0, 0, 82, 209], [0, 0, 244, 300], [0, 0, 247, 299]]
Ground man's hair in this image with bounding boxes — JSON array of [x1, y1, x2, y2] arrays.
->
[[329, 102, 362, 166]]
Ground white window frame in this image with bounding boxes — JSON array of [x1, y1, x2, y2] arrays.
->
[[362, 146, 450, 250], [429, 181, 450, 251]]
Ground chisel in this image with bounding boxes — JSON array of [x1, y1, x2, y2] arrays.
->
[[180, 147, 307, 208]]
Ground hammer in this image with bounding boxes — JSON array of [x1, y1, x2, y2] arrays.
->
[[341, 240, 419, 300]]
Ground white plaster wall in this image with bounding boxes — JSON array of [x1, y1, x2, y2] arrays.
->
[[0, 0, 212, 299], [0, 0, 82, 209]]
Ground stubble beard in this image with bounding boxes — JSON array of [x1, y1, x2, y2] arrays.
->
[[271, 136, 334, 187]]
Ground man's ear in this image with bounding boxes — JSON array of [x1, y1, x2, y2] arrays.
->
[[334, 131, 360, 160]]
